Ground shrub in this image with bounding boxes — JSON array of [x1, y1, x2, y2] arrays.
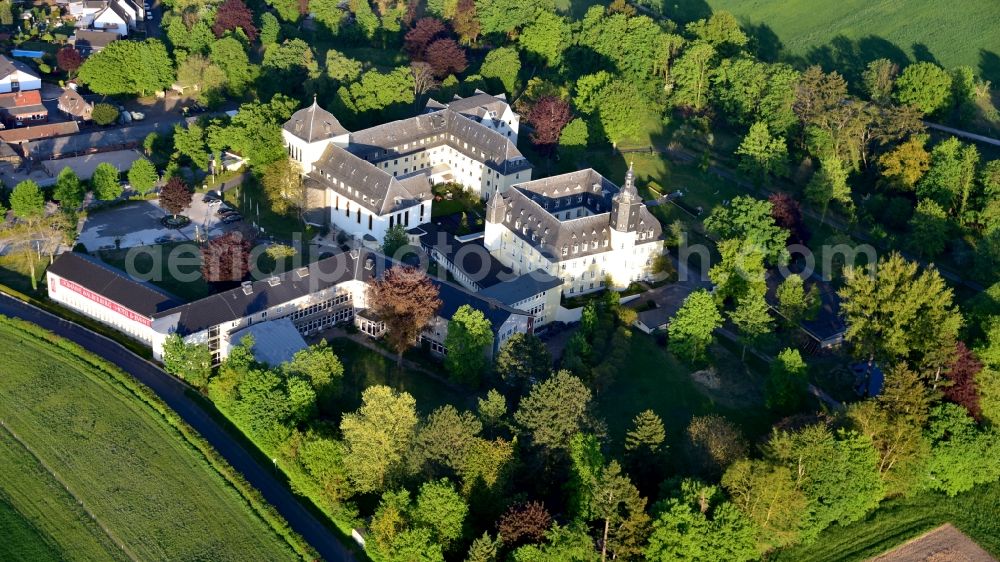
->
[[91, 103, 119, 126]]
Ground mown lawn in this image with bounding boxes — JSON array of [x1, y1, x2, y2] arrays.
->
[[0, 317, 298, 562], [0, 430, 127, 562], [327, 336, 471, 417], [774, 480, 1000, 561], [596, 331, 778, 460], [97, 242, 210, 302]]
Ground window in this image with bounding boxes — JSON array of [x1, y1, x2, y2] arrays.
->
[[368, 215, 373, 230]]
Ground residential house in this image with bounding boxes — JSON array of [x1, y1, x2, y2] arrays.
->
[[92, 0, 131, 36], [69, 29, 118, 56], [0, 121, 81, 151], [0, 90, 48, 127], [57, 88, 94, 121], [0, 55, 41, 94]]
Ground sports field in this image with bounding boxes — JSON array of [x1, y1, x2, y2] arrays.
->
[[702, 0, 1000, 75], [0, 316, 298, 561]]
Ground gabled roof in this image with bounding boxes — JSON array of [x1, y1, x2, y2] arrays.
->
[[309, 143, 432, 215], [47, 252, 182, 316], [0, 90, 42, 109], [57, 88, 93, 117], [71, 29, 119, 49], [283, 97, 349, 143], [493, 168, 662, 261], [0, 55, 38, 80], [345, 109, 529, 176], [426, 91, 511, 122], [480, 269, 562, 306], [0, 121, 79, 143]]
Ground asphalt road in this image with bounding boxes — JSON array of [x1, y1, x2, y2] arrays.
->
[[0, 294, 356, 562]]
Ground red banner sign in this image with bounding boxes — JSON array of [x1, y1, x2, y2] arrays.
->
[[56, 276, 152, 327]]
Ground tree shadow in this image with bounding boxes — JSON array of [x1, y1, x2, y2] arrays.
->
[[745, 22, 783, 63], [911, 42, 940, 65], [647, 0, 712, 24], [802, 35, 910, 92], [980, 49, 1000, 86]]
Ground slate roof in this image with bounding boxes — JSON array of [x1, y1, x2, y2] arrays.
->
[[764, 271, 846, 344], [309, 143, 432, 215], [419, 223, 514, 289], [283, 98, 349, 143], [426, 91, 511, 122], [345, 109, 529, 176], [489, 169, 661, 261], [151, 248, 528, 337], [0, 55, 38, 79], [480, 269, 562, 306], [231, 318, 308, 366], [155, 252, 367, 335], [96, 0, 130, 24], [47, 252, 182, 316], [71, 29, 119, 50]]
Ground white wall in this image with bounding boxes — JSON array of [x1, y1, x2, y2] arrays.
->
[[46, 271, 158, 345], [93, 10, 128, 36], [329, 195, 430, 242], [0, 70, 41, 93]]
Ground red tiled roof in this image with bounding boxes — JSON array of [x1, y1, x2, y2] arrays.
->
[[0, 90, 42, 109]]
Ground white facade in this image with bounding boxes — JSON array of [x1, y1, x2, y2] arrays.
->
[[92, 6, 129, 36], [326, 194, 429, 242], [46, 270, 160, 344], [0, 69, 41, 94], [282, 127, 348, 174]]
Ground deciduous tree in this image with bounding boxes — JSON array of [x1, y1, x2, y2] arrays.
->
[[907, 198, 950, 258], [526, 96, 572, 154], [53, 167, 84, 209], [895, 62, 952, 115], [668, 289, 723, 363], [162, 334, 212, 388], [213, 0, 258, 40], [685, 414, 747, 478], [775, 274, 818, 327], [736, 121, 788, 181], [878, 135, 930, 190], [514, 370, 591, 452], [341, 385, 419, 493], [862, 58, 899, 104], [127, 158, 158, 195], [941, 342, 983, 420], [91, 162, 122, 200], [722, 459, 807, 551], [480, 47, 519, 94], [367, 266, 442, 364], [424, 38, 468, 78], [497, 501, 551, 547], [201, 232, 252, 282], [518, 11, 570, 67], [56, 46, 82, 76], [10, 180, 45, 222], [495, 332, 551, 393], [91, 103, 119, 126], [261, 158, 304, 216], [728, 292, 772, 359], [159, 177, 191, 217], [804, 155, 852, 223], [704, 195, 789, 265], [765, 347, 808, 413], [78, 39, 174, 96]]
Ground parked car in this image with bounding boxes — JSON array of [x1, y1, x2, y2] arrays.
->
[[216, 207, 237, 217], [146, 12, 152, 19], [222, 214, 243, 224], [207, 198, 222, 207], [130, 111, 145, 121], [154, 235, 175, 244], [202, 190, 221, 202]]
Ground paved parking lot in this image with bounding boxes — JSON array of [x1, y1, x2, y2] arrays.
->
[[77, 197, 238, 251]]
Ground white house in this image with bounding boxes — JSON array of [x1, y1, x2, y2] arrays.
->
[[92, 1, 131, 36], [484, 165, 664, 294], [283, 95, 531, 243], [47, 249, 533, 364], [425, 90, 521, 144], [0, 56, 41, 94]]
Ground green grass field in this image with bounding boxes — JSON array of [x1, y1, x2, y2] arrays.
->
[[0, 317, 298, 561], [0, 430, 127, 562], [774, 480, 1000, 561], [597, 332, 778, 459], [696, 0, 1000, 77]]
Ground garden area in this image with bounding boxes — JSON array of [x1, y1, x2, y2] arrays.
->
[[0, 317, 299, 561]]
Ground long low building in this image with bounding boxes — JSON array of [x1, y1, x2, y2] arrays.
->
[[46, 249, 533, 364]]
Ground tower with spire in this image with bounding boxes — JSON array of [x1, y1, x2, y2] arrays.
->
[[610, 162, 642, 234]]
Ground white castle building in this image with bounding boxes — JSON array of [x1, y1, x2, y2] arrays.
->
[[282, 92, 530, 243], [484, 165, 664, 294]]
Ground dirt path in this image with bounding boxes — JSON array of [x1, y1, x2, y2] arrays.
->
[[869, 523, 997, 562]]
